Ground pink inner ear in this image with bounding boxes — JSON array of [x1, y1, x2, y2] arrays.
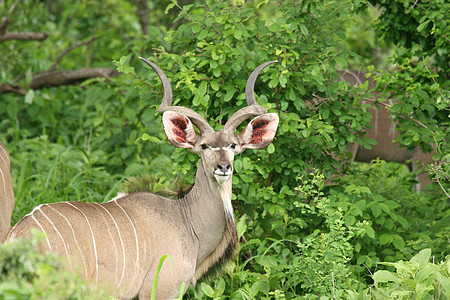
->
[[171, 117, 192, 144], [249, 119, 270, 144]]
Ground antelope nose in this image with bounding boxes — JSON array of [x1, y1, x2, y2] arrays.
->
[[217, 163, 231, 173]]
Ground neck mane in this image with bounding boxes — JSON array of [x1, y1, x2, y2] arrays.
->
[[183, 158, 238, 284]]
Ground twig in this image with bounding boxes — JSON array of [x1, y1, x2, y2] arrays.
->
[[435, 171, 450, 199], [363, 97, 433, 133], [421, 56, 447, 102], [50, 36, 99, 71], [8, 0, 21, 16], [294, 48, 316, 72], [0, 31, 48, 42]]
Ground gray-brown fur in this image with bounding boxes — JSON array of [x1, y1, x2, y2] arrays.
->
[[0, 141, 14, 243]]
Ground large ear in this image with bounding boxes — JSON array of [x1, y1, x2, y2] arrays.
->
[[162, 111, 198, 148], [238, 113, 279, 149]]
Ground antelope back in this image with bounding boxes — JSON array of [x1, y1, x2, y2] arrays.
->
[[0, 141, 14, 242], [338, 70, 412, 162], [338, 70, 435, 190]]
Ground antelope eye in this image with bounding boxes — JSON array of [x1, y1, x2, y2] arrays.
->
[[201, 144, 208, 150], [231, 143, 237, 149]]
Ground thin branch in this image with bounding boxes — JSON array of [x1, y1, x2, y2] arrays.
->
[[294, 48, 316, 72], [50, 36, 99, 71], [362, 97, 433, 133], [435, 171, 450, 199], [8, 0, 21, 16], [421, 56, 447, 102], [0, 31, 48, 42]]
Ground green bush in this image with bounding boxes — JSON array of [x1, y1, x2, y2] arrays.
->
[[0, 231, 107, 300], [371, 249, 450, 299], [329, 160, 449, 280]]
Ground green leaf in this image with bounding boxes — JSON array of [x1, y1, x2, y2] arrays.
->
[[379, 233, 392, 245], [345, 215, 356, 226], [239, 173, 253, 183], [25, 89, 35, 104], [417, 19, 431, 32], [392, 235, 405, 250], [198, 81, 207, 95], [373, 270, 400, 283], [236, 215, 247, 239], [223, 87, 236, 102], [140, 134, 164, 144], [233, 29, 243, 39], [213, 67, 221, 77], [299, 24, 309, 36], [371, 205, 382, 218], [267, 143, 275, 154], [192, 23, 202, 33], [165, 3, 175, 14], [201, 283, 215, 297], [234, 159, 243, 173], [411, 248, 431, 266], [416, 89, 429, 100], [198, 29, 208, 40], [210, 80, 220, 91]]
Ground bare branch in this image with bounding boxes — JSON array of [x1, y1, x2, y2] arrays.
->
[[8, 0, 21, 16], [0, 83, 26, 94], [50, 36, 99, 71], [0, 17, 9, 35], [0, 31, 48, 42], [29, 68, 120, 89], [294, 48, 316, 72]]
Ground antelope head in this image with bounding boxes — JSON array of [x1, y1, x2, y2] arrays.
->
[[139, 58, 279, 187]]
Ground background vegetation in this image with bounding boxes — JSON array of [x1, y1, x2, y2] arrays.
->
[[0, 0, 448, 299]]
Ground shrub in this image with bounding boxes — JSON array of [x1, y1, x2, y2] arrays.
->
[[0, 231, 108, 299]]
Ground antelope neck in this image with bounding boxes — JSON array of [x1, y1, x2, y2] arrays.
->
[[182, 158, 236, 272]]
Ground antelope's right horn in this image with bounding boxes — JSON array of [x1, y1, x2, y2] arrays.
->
[[139, 57, 213, 133]]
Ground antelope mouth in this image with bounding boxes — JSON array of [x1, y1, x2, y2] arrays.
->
[[214, 172, 231, 184]]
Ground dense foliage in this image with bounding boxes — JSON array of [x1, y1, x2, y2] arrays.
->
[[0, 0, 448, 299]]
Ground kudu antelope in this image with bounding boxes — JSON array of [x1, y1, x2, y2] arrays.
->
[[0, 59, 279, 299], [338, 70, 434, 190]]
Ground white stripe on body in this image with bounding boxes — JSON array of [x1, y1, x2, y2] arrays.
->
[[97, 202, 127, 292], [30, 206, 52, 251], [87, 202, 120, 286], [0, 145, 8, 197], [37, 205, 73, 270], [47, 205, 88, 278], [0, 168, 6, 197], [65, 202, 99, 288], [113, 199, 140, 291]]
